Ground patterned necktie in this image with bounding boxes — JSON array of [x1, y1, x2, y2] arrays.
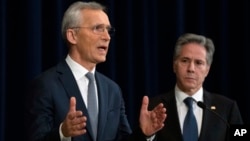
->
[[86, 72, 98, 140], [183, 97, 198, 141]]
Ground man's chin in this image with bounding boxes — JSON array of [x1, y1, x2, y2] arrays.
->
[[96, 58, 106, 63]]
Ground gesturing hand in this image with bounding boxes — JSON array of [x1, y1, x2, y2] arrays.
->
[[61, 97, 87, 137], [139, 96, 167, 136]]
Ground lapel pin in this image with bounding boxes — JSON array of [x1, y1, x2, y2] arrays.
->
[[210, 106, 216, 110]]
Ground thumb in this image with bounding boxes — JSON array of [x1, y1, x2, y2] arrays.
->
[[69, 97, 76, 112], [140, 96, 149, 112]]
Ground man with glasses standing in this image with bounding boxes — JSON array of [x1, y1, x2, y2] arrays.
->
[[25, 1, 166, 141]]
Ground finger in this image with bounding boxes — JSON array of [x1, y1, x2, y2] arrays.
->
[[153, 104, 166, 119], [75, 111, 83, 117], [140, 96, 149, 113], [155, 103, 166, 114], [71, 129, 87, 137], [69, 97, 76, 113], [71, 115, 87, 125], [155, 103, 164, 109]]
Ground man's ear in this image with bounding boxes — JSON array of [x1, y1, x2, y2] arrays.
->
[[66, 29, 77, 44], [204, 65, 210, 77]]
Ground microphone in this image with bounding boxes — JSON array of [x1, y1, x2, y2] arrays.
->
[[197, 101, 230, 128]]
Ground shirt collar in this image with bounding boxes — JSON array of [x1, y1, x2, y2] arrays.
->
[[175, 85, 203, 105], [65, 55, 95, 81]]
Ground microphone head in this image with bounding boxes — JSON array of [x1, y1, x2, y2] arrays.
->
[[196, 101, 231, 128], [197, 101, 207, 109]]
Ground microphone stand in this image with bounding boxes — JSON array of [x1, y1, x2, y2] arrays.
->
[[197, 101, 230, 141]]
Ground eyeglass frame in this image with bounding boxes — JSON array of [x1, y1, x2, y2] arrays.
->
[[71, 24, 115, 36]]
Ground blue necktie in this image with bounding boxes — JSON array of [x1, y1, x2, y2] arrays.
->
[[183, 97, 198, 141], [86, 72, 98, 140]]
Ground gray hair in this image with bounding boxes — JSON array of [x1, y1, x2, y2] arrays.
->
[[61, 1, 106, 40], [173, 33, 215, 66]]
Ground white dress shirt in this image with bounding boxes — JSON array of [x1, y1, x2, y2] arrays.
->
[[59, 55, 99, 141], [175, 85, 203, 136]]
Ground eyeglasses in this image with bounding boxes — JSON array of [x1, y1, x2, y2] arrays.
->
[[72, 24, 115, 36]]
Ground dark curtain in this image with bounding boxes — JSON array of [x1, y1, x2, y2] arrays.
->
[[1, 0, 250, 140]]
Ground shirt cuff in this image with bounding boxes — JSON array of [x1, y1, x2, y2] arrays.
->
[[59, 123, 71, 141], [146, 134, 155, 141]]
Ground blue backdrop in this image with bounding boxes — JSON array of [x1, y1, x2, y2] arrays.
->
[[1, 0, 250, 140]]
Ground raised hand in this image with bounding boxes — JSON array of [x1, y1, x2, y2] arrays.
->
[[61, 97, 87, 137], [139, 96, 167, 136]]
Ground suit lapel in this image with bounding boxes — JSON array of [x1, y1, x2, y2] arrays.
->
[[94, 72, 108, 141], [199, 91, 213, 141], [56, 61, 94, 140], [160, 91, 183, 141], [56, 61, 87, 111]]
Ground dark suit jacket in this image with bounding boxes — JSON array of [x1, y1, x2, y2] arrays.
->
[[25, 60, 132, 141], [147, 89, 243, 141]]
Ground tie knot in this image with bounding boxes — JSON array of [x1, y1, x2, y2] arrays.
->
[[86, 72, 95, 82], [184, 97, 194, 109]]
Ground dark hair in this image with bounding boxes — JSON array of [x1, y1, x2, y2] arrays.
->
[[173, 33, 215, 65]]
